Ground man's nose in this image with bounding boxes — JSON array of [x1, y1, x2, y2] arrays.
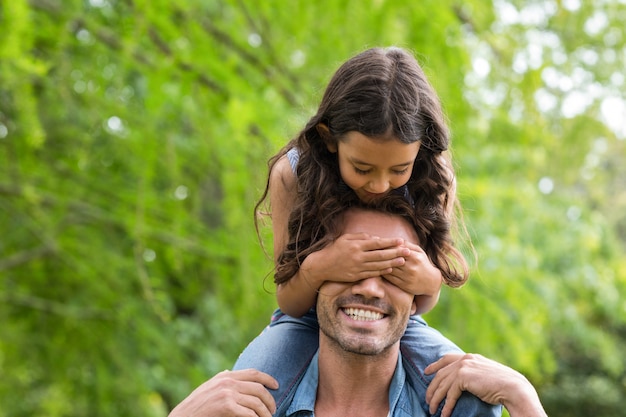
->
[[351, 276, 385, 298]]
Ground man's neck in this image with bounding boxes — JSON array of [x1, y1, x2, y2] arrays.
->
[[314, 342, 399, 417]]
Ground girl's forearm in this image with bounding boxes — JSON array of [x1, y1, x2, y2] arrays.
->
[[409, 263, 442, 315], [413, 290, 440, 315], [276, 258, 321, 317]]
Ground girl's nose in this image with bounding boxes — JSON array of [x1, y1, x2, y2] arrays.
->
[[368, 176, 390, 193]]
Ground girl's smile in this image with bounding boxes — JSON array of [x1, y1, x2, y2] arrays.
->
[[329, 131, 420, 202]]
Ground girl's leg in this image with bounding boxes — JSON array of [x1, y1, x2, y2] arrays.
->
[[233, 309, 319, 411], [401, 316, 502, 417]]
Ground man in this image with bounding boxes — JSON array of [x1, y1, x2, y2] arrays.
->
[[287, 206, 430, 416], [169, 206, 545, 416]]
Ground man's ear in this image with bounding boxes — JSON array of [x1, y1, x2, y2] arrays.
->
[[316, 123, 337, 153]]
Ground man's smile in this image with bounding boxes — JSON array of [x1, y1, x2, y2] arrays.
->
[[342, 307, 385, 321]]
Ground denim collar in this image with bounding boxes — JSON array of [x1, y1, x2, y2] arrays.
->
[[285, 350, 410, 417]]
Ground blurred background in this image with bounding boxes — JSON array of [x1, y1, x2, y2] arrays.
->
[[1, 0, 625, 416]]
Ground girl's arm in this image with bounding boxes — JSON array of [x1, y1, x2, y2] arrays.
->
[[277, 234, 413, 316], [268, 155, 296, 265], [274, 246, 338, 317], [270, 156, 411, 317], [414, 292, 441, 316], [270, 156, 321, 317]]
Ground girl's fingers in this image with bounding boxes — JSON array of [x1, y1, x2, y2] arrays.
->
[[362, 237, 405, 251], [341, 233, 404, 250], [362, 247, 410, 262]]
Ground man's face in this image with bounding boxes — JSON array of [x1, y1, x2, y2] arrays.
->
[[316, 209, 418, 356]]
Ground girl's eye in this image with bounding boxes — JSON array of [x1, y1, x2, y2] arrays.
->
[[393, 168, 409, 175], [354, 167, 371, 175]]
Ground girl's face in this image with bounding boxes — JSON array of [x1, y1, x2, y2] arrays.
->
[[329, 131, 420, 202]]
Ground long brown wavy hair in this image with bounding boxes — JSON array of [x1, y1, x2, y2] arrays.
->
[[255, 47, 470, 288]]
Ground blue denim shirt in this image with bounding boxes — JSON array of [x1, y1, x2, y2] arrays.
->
[[284, 351, 425, 417], [236, 311, 501, 417]]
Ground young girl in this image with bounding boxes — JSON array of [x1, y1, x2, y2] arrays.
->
[[234, 47, 493, 416]]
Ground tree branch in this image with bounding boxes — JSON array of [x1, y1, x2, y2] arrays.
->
[[0, 292, 113, 319], [198, 16, 299, 106], [0, 245, 56, 271]]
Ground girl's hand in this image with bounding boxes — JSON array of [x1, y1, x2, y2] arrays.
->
[[382, 240, 442, 297], [279, 232, 409, 317], [301, 232, 410, 288]]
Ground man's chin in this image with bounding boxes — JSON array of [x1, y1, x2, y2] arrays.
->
[[332, 336, 392, 356]]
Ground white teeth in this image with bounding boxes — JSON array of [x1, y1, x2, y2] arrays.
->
[[343, 308, 383, 321]]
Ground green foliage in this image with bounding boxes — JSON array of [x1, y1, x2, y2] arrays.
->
[[1, 0, 625, 416]]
